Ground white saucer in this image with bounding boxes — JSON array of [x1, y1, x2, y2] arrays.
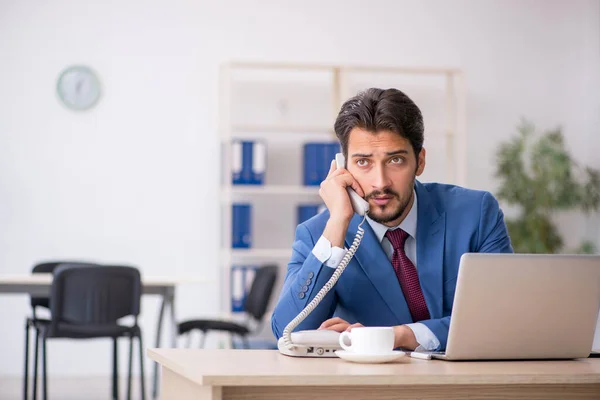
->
[[335, 350, 406, 364]]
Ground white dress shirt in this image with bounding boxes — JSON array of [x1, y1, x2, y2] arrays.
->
[[312, 191, 440, 351]]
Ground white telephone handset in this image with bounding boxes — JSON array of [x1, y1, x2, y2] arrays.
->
[[277, 154, 369, 357], [335, 153, 369, 216]]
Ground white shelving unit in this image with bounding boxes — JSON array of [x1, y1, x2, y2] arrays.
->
[[218, 62, 466, 339]]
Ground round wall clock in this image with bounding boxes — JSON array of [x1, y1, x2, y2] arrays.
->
[[56, 65, 101, 111]]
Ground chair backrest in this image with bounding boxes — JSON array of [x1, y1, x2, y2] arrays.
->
[[49, 264, 142, 333], [244, 265, 278, 321], [30, 261, 96, 311]]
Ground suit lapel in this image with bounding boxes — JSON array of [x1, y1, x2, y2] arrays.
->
[[345, 214, 412, 323], [415, 181, 445, 319]]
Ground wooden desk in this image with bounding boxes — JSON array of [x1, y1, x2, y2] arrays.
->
[[148, 349, 600, 400], [0, 273, 207, 399]]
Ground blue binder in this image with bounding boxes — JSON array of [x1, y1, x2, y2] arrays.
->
[[304, 143, 327, 186], [315, 143, 328, 185], [232, 140, 266, 185], [230, 265, 259, 312], [303, 143, 318, 186], [241, 142, 254, 184], [232, 204, 252, 248], [243, 265, 258, 307], [326, 142, 341, 170], [232, 204, 240, 247], [231, 140, 243, 184], [231, 265, 245, 312], [297, 204, 321, 225], [251, 141, 266, 185], [303, 142, 341, 186]]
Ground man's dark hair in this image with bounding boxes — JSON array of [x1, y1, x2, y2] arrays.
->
[[333, 88, 424, 159]]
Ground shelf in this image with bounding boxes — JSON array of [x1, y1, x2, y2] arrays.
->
[[223, 248, 292, 259], [221, 185, 320, 196]]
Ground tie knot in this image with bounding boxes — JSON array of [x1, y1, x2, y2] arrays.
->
[[385, 228, 409, 250]]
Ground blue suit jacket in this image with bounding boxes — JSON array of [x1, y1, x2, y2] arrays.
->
[[271, 181, 513, 350]]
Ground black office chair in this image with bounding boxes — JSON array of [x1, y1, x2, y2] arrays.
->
[[24, 264, 146, 400], [24, 261, 97, 400], [178, 265, 278, 349]]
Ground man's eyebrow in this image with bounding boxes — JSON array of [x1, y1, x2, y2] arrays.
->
[[350, 149, 409, 158], [386, 149, 409, 156]]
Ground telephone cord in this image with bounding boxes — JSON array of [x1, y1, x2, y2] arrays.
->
[[282, 214, 367, 350]]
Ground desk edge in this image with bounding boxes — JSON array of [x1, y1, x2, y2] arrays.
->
[[146, 349, 600, 387]]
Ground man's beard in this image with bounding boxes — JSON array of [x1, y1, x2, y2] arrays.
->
[[366, 185, 414, 224]]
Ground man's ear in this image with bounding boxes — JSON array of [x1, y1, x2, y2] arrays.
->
[[416, 148, 426, 176]]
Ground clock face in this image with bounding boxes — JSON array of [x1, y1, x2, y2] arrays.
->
[[56, 65, 101, 111]]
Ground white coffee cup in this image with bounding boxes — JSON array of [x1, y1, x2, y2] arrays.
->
[[338, 326, 395, 354]]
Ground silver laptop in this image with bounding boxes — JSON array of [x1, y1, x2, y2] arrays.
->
[[423, 253, 600, 361]]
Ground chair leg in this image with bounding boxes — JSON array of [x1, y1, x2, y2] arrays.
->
[[127, 335, 133, 400], [113, 338, 119, 400], [138, 334, 146, 400], [33, 328, 39, 400], [42, 335, 47, 400], [23, 320, 30, 400], [184, 332, 192, 348]]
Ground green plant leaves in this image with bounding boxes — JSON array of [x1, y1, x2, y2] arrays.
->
[[494, 119, 600, 254]]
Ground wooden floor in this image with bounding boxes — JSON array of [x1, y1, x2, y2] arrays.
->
[[0, 377, 149, 400]]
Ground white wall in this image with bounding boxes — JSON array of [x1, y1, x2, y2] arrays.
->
[[1, 0, 599, 377]]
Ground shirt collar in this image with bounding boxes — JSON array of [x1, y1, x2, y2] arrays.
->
[[366, 189, 418, 243]]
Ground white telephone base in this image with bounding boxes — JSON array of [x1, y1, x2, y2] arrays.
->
[[277, 330, 342, 358]]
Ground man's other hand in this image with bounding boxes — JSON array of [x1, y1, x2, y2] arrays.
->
[[318, 317, 364, 332]]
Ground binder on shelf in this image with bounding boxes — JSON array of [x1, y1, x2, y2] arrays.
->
[[245, 265, 257, 294], [230, 265, 259, 313], [241, 141, 253, 184], [297, 204, 322, 225], [232, 203, 252, 248], [231, 140, 266, 185], [315, 143, 327, 186], [252, 141, 266, 185], [326, 142, 341, 170], [303, 143, 319, 186], [231, 140, 243, 184], [303, 141, 341, 186], [231, 265, 245, 312]]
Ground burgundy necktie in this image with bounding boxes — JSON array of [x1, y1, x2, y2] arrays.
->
[[385, 229, 430, 322]]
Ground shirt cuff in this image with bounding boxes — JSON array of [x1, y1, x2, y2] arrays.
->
[[312, 235, 348, 268], [406, 323, 440, 351]]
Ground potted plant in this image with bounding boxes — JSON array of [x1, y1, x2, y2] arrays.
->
[[494, 119, 600, 254]]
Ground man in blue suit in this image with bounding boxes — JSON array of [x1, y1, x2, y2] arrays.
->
[[271, 88, 513, 352]]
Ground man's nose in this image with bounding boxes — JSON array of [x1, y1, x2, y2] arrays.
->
[[371, 164, 392, 190]]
